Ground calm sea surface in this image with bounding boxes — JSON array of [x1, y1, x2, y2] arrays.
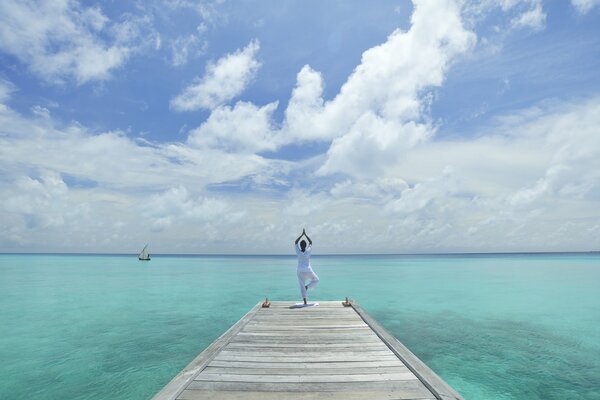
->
[[0, 253, 599, 399]]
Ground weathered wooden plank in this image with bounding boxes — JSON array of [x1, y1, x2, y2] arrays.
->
[[221, 347, 392, 354], [245, 323, 365, 327], [246, 318, 368, 329], [225, 342, 390, 349], [253, 314, 361, 318], [153, 300, 463, 400], [184, 380, 432, 393], [237, 330, 377, 337], [265, 309, 355, 312], [251, 318, 363, 322], [212, 354, 400, 363], [265, 301, 345, 307], [229, 338, 383, 346], [263, 310, 348, 312], [195, 372, 418, 383], [255, 315, 359, 320], [242, 328, 372, 334], [260, 312, 354, 316], [237, 325, 367, 331], [207, 360, 407, 369], [245, 321, 368, 326], [229, 338, 383, 345], [253, 316, 359, 319], [224, 345, 390, 353], [178, 389, 436, 400], [217, 349, 394, 358], [202, 366, 411, 376]]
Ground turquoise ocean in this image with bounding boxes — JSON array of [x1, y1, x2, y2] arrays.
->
[[0, 253, 599, 399]]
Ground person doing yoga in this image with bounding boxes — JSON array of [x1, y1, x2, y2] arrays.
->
[[294, 229, 320, 305]]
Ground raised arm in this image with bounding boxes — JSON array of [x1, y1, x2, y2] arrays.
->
[[304, 229, 312, 245], [295, 231, 304, 245]]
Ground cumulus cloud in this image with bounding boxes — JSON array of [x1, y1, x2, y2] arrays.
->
[[170, 40, 261, 111], [4, 171, 69, 229], [384, 167, 458, 216], [0, 94, 281, 251], [571, 0, 600, 13], [142, 186, 233, 231], [283, 65, 325, 142], [187, 101, 278, 153], [1, 0, 599, 254], [0, 1, 154, 84], [0, 96, 279, 192], [316, 0, 475, 176], [319, 114, 433, 178], [1, 96, 599, 253]]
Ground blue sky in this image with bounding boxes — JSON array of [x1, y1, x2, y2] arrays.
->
[[1, 0, 599, 254]]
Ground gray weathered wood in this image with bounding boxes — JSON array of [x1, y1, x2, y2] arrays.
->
[[151, 300, 463, 400], [207, 360, 407, 369], [202, 366, 411, 376], [225, 342, 389, 349], [178, 389, 436, 400], [194, 371, 418, 383], [184, 379, 432, 392]]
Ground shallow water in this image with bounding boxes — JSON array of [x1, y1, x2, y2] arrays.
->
[[0, 253, 598, 399]]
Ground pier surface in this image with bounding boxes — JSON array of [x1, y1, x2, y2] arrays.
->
[[153, 301, 463, 400]]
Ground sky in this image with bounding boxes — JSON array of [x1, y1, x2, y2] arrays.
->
[[1, 0, 599, 254]]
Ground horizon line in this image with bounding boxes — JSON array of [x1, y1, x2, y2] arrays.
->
[[1, 251, 598, 257]]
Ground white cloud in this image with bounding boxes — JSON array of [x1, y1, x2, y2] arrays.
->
[[170, 40, 261, 111], [0, 79, 16, 103], [1, 0, 599, 254], [283, 65, 325, 142], [385, 167, 457, 216], [510, 3, 546, 30], [463, 0, 546, 33], [162, 0, 224, 24], [2, 97, 599, 253], [4, 171, 69, 229], [0, 95, 282, 252], [0, 1, 154, 85], [142, 186, 232, 231], [571, 0, 600, 14], [330, 177, 408, 201], [170, 34, 207, 67], [315, 0, 475, 176], [187, 101, 278, 153], [319, 113, 433, 178], [0, 98, 278, 191]]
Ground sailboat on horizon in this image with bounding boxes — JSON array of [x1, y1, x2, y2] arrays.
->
[[138, 244, 151, 261]]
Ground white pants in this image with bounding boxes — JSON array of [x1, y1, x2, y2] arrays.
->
[[297, 267, 319, 299]]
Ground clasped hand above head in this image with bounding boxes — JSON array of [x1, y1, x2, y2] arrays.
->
[[295, 228, 312, 245]]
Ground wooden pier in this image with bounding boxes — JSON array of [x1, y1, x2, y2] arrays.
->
[[152, 301, 463, 400]]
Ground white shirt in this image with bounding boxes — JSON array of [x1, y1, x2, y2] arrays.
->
[[295, 244, 312, 270]]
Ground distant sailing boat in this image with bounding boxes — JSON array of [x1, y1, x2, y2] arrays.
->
[[138, 244, 151, 261]]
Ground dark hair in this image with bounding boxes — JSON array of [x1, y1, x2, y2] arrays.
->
[[300, 240, 307, 251]]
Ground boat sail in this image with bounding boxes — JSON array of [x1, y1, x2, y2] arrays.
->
[[138, 244, 151, 261]]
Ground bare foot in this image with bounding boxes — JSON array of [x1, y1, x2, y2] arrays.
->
[[303, 298, 307, 305]]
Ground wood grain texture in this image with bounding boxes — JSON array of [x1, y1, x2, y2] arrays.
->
[[150, 300, 463, 400]]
